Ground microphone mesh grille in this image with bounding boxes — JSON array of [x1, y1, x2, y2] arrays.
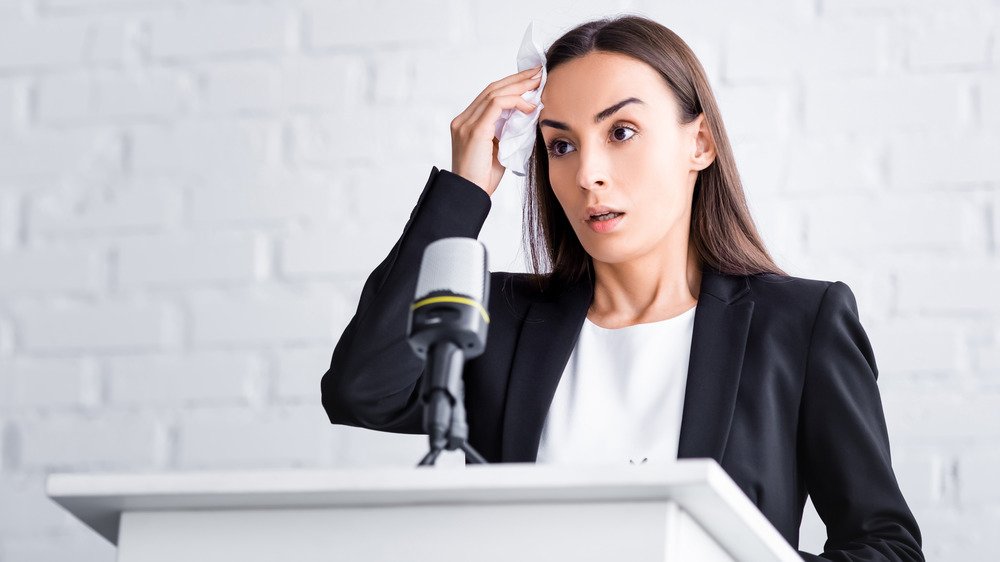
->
[[414, 237, 486, 302]]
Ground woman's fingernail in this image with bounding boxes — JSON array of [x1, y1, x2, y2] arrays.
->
[[531, 70, 542, 79]]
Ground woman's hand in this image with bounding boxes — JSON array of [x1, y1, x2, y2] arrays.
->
[[450, 65, 543, 197]]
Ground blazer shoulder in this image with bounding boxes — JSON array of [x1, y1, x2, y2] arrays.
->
[[746, 271, 841, 314]]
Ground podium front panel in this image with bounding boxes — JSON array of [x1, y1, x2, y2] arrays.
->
[[117, 500, 733, 562]]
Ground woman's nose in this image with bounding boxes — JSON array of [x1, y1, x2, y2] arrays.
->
[[575, 146, 610, 191]]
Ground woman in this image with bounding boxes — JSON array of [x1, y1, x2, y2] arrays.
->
[[322, 15, 924, 561]]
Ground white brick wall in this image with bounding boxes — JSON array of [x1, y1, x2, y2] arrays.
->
[[175, 405, 330, 468], [0, 79, 18, 130], [106, 351, 259, 407], [13, 299, 173, 352], [0, 129, 121, 182], [19, 412, 164, 469], [0, 1, 997, 560], [0, 19, 91, 68], [36, 69, 194, 124], [30, 181, 178, 235], [148, 5, 293, 60], [0, 246, 105, 295], [0, 357, 94, 411], [130, 120, 281, 178]]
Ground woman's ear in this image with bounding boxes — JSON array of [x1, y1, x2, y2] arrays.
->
[[689, 113, 717, 171]]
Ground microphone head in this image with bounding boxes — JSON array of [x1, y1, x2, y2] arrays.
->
[[409, 237, 490, 360], [414, 237, 487, 303]]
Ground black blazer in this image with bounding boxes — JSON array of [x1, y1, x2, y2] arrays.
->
[[322, 166, 924, 561]]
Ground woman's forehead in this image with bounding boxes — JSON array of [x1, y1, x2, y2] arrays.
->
[[540, 63, 677, 126]]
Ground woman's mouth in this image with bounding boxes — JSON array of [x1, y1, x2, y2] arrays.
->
[[586, 212, 625, 233]]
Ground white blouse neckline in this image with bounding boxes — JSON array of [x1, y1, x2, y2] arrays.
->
[[584, 303, 697, 332]]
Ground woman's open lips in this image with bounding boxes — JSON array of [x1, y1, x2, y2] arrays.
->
[[586, 211, 625, 233]]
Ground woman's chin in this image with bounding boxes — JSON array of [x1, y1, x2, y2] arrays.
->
[[582, 245, 634, 266]]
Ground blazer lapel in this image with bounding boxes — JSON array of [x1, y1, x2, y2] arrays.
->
[[500, 277, 592, 462], [498, 268, 754, 465], [676, 270, 754, 464]]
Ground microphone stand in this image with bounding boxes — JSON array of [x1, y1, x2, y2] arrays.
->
[[416, 340, 489, 466]]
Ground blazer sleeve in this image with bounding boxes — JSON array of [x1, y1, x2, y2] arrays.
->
[[797, 281, 924, 562], [321, 166, 492, 434]]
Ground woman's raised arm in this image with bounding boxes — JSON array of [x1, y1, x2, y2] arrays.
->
[[321, 166, 492, 433], [322, 64, 544, 433]]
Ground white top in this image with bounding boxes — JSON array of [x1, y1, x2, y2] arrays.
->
[[535, 304, 697, 466]]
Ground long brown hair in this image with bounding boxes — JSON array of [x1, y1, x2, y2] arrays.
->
[[523, 14, 787, 293]]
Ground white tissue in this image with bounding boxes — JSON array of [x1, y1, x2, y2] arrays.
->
[[494, 21, 547, 177]]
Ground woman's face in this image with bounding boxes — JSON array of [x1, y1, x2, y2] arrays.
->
[[538, 51, 714, 266]]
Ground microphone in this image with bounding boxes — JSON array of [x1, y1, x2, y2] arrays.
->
[[407, 237, 490, 465]]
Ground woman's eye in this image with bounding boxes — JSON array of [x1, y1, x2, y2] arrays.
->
[[545, 124, 638, 159], [612, 125, 636, 142], [548, 139, 572, 157]]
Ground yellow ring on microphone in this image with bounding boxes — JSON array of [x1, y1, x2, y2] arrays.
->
[[412, 296, 490, 324]]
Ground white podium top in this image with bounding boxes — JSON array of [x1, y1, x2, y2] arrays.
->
[[47, 458, 801, 561]]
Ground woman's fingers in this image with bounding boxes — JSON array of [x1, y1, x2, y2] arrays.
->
[[472, 66, 543, 109], [449, 65, 544, 196], [453, 66, 543, 130], [461, 94, 535, 138], [465, 74, 543, 130], [466, 93, 538, 139]]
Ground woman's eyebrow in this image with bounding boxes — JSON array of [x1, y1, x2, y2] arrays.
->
[[539, 97, 645, 131]]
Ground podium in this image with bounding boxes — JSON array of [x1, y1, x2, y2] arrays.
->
[[46, 458, 801, 561]]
